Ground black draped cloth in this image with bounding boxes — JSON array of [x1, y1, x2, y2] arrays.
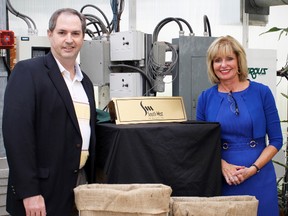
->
[[95, 121, 222, 196]]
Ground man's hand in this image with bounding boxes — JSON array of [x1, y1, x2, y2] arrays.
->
[[23, 195, 46, 216]]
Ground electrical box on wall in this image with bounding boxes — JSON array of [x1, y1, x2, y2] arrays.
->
[[172, 36, 216, 120], [110, 72, 143, 98], [80, 39, 110, 86], [16, 36, 50, 61], [110, 31, 145, 61]]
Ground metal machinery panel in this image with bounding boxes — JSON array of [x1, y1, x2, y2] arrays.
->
[[172, 36, 216, 120], [110, 72, 143, 98], [80, 40, 110, 86], [110, 31, 145, 61], [16, 36, 50, 61]]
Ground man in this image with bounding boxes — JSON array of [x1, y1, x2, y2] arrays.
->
[[2, 8, 97, 215]]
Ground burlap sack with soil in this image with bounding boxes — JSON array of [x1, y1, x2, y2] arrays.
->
[[169, 195, 258, 216], [74, 183, 172, 216]]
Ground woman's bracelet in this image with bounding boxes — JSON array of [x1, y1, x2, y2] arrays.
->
[[251, 164, 260, 173]]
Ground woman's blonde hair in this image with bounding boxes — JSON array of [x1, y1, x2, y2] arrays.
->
[[206, 35, 248, 84]]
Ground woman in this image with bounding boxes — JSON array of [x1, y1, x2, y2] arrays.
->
[[196, 35, 283, 216]]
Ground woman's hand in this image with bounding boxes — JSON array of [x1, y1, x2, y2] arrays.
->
[[222, 160, 243, 185], [222, 159, 257, 185]]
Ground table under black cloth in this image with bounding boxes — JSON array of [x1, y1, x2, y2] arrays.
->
[[95, 121, 222, 197]]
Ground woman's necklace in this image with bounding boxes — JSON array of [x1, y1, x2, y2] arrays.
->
[[219, 83, 234, 93], [219, 80, 249, 93]]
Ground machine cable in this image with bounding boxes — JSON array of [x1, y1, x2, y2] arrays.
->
[[203, 15, 211, 37], [6, 0, 38, 35]]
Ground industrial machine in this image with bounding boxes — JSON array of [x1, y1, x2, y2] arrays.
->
[[79, 8, 216, 113]]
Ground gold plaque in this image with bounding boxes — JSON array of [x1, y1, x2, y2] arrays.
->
[[108, 96, 187, 125]]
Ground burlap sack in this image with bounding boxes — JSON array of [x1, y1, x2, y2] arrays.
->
[[169, 196, 258, 216], [74, 183, 172, 216]]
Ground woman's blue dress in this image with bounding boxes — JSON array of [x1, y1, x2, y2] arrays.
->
[[217, 89, 279, 216]]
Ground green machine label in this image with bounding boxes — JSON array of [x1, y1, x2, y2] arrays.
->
[[248, 67, 268, 79]]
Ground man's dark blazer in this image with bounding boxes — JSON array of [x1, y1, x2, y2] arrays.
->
[[2, 52, 97, 215]]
